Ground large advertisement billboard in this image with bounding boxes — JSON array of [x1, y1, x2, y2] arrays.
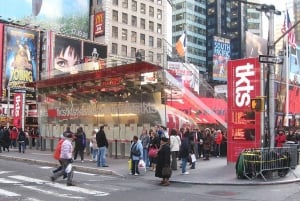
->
[[0, 0, 90, 39], [94, 12, 105, 37], [227, 58, 261, 162], [212, 36, 231, 81], [4, 26, 38, 96]]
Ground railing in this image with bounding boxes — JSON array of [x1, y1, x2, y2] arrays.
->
[[237, 147, 298, 181]]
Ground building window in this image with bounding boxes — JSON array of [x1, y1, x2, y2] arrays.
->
[[157, 38, 162, 48], [140, 3, 146, 14], [131, 47, 136, 58], [157, 53, 162, 63], [131, 31, 137, 43], [121, 45, 127, 57], [113, 0, 118, 6], [157, 0, 162, 5], [112, 43, 118, 54], [112, 10, 118, 22], [157, 9, 162, 20], [140, 18, 145, 29], [131, 16, 137, 27], [122, 0, 128, 8], [157, 23, 162, 33], [122, 13, 128, 24], [149, 21, 154, 32], [140, 49, 145, 60], [149, 36, 154, 47], [148, 51, 154, 62], [122, 29, 127, 40], [112, 26, 118, 38], [140, 34, 145, 45], [132, 0, 137, 11], [149, 6, 154, 17]]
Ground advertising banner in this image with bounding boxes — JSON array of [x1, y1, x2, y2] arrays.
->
[[94, 12, 105, 37], [212, 36, 231, 81], [4, 26, 37, 95], [0, 24, 3, 97], [227, 58, 261, 163], [13, 93, 23, 128]]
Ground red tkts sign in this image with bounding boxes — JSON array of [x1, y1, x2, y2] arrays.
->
[[13, 93, 23, 128], [227, 58, 261, 162]]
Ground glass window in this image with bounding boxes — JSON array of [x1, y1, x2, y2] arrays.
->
[[112, 10, 118, 22], [140, 18, 145, 29], [149, 21, 154, 32], [122, 29, 127, 40], [113, 0, 118, 6], [149, 6, 154, 17], [140, 49, 145, 59], [131, 31, 137, 43], [112, 43, 118, 54], [157, 23, 162, 33], [148, 51, 154, 62], [141, 3, 146, 14], [157, 9, 162, 20], [122, 0, 128, 8], [121, 45, 127, 56], [131, 16, 137, 27], [149, 36, 154, 47], [131, 47, 136, 58], [112, 26, 118, 38], [140, 34, 145, 45], [132, 0, 137, 11], [122, 13, 128, 24], [157, 38, 162, 48], [157, 53, 162, 63]]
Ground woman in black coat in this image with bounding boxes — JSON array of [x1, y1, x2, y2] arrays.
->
[[155, 137, 171, 186]]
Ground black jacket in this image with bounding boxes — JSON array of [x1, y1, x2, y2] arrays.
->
[[96, 130, 108, 148]]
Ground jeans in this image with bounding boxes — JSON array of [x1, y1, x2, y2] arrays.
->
[[92, 148, 98, 161], [131, 159, 140, 175], [181, 156, 188, 173], [142, 148, 149, 167], [52, 159, 73, 185], [18, 141, 25, 153], [97, 146, 107, 167]]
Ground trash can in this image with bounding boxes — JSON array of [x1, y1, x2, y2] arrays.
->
[[283, 141, 298, 169]]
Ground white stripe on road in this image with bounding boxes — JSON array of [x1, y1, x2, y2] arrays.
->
[[74, 171, 96, 176], [0, 188, 20, 196], [0, 178, 21, 184], [0, 171, 12, 174], [23, 198, 42, 201], [40, 166, 53, 169], [9, 175, 109, 196], [23, 185, 85, 199]]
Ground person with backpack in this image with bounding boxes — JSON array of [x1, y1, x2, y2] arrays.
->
[[129, 135, 143, 175], [18, 128, 26, 153], [51, 135, 66, 179]]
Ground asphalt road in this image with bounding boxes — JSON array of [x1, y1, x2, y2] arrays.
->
[[1, 159, 300, 201]]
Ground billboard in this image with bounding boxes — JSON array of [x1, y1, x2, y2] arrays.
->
[[0, 0, 90, 39], [212, 36, 230, 81], [227, 58, 261, 162], [245, 31, 267, 58], [4, 26, 38, 94], [94, 12, 105, 37]]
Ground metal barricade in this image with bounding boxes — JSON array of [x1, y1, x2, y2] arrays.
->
[[241, 147, 298, 181]]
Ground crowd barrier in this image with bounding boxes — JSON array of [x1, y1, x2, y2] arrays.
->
[[236, 147, 298, 181]]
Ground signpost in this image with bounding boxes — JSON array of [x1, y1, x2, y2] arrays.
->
[[258, 55, 283, 64]]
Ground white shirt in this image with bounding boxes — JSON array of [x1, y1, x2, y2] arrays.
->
[[170, 135, 181, 152]]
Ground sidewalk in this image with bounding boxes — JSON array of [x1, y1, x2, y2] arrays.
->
[[1, 148, 300, 185]]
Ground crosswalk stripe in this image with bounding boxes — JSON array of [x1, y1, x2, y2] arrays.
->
[[23, 185, 85, 199], [0, 188, 20, 196], [0, 178, 21, 184], [9, 175, 109, 196], [74, 171, 96, 176], [0, 171, 12, 174]]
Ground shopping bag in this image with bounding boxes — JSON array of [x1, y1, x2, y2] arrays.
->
[[138, 160, 146, 172], [190, 154, 196, 163], [128, 159, 132, 170], [162, 166, 172, 178], [65, 164, 72, 173]]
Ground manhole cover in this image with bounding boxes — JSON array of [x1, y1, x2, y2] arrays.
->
[[207, 190, 237, 196]]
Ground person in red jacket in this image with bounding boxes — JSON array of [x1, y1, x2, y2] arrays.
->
[[215, 130, 223, 157], [10, 127, 18, 148], [275, 130, 286, 147]]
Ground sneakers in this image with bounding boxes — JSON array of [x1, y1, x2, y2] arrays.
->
[[134, 173, 139, 176], [182, 171, 190, 175]]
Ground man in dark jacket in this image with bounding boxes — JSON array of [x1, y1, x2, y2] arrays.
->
[[96, 125, 109, 167], [180, 130, 190, 175]]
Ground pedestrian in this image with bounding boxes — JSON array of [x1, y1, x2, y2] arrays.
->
[[140, 128, 150, 168], [203, 128, 213, 160], [2, 127, 10, 152], [0, 126, 4, 153], [129, 135, 143, 175], [74, 127, 86, 162], [275, 130, 286, 147], [215, 130, 223, 157], [10, 127, 18, 148], [52, 135, 66, 179], [180, 129, 190, 175], [96, 125, 109, 167], [18, 128, 26, 153], [51, 132, 75, 186], [90, 129, 98, 162], [149, 130, 160, 171], [169, 128, 181, 170], [63, 126, 74, 138], [155, 137, 171, 186]]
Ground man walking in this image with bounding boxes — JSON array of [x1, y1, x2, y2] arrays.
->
[[96, 125, 109, 167]]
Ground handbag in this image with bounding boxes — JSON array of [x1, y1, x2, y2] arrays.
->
[[162, 166, 172, 178], [148, 147, 158, 158]]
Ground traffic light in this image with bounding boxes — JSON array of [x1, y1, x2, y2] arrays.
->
[[250, 97, 265, 112]]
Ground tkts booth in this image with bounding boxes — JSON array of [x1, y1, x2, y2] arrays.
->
[[227, 58, 262, 163]]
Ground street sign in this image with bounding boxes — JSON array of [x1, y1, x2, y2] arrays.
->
[[258, 55, 283, 64]]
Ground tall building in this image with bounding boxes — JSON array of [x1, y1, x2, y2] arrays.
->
[[171, 0, 207, 73], [91, 0, 172, 66]]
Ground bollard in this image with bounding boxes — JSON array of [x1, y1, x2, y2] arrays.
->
[[41, 137, 46, 151], [120, 142, 125, 159], [28, 136, 32, 149], [108, 142, 113, 158], [50, 138, 54, 152], [115, 140, 118, 159]]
